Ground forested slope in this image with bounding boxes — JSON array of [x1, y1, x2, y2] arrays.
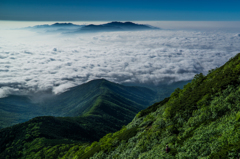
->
[[64, 53, 240, 159], [0, 79, 158, 158]]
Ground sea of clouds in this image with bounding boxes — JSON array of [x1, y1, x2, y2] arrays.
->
[[0, 21, 240, 97]]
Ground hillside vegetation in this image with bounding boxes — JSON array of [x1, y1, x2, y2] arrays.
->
[[60, 53, 240, 158], [0, 79, 158, 158]]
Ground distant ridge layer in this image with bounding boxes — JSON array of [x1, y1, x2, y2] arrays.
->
[[79, 21, 159, 32], [27, 21, 159, 32]]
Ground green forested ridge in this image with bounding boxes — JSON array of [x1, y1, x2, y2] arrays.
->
[[0, 79, 157, 129], [57, 53, 240, 159], [0, 79, 159, 158], [41, 79, 158, 117]]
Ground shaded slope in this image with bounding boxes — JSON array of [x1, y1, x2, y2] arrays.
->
[[63, 53, 240, 159], [0, 116, 106, 158], [0, 95, 42, 129]]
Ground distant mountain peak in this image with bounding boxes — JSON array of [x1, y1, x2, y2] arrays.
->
[[106, 21, 135, 25], [79, 21, 159, 32], [25, 21, 159, 34], [27, 22, 81, 29], [52, 22, 77, 26]]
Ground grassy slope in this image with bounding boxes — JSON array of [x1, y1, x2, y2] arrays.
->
[[63, 53, 240, 159], [0, 79, 158, 158]]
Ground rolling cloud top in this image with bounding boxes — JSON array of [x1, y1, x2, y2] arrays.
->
[[0, 21, 240, 97]]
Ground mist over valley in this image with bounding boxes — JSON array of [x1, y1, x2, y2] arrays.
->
[[1, 21, 240, 99]]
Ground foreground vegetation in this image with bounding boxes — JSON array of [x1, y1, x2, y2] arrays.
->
[[60, 53, 240, 158]]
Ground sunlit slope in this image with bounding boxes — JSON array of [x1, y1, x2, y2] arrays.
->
[[66, 53, 240, 159], [44, 79, 157, 117]]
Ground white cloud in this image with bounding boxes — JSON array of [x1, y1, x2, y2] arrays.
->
[[0, 23, 240, 97]]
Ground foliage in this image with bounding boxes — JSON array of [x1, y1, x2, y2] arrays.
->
[[62, 53, 240, 159], [137, 97, 170, 118]]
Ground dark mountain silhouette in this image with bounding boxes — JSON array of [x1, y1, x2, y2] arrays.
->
[[26, 22, 159, 33], [79, 21, 159, 32], [28, 22, 81, 28], [25, 22, 83, 33]]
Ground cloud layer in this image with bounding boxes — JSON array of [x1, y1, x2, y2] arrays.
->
[[0, 24, 240, 97]]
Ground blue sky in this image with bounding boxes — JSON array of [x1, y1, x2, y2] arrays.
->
[[1, 0, 240, 21]]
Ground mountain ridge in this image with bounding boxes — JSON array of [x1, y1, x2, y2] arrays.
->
[[0, 79, 158, 129], [26, 21, 159, 33], [79, 21, 159, 32]]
